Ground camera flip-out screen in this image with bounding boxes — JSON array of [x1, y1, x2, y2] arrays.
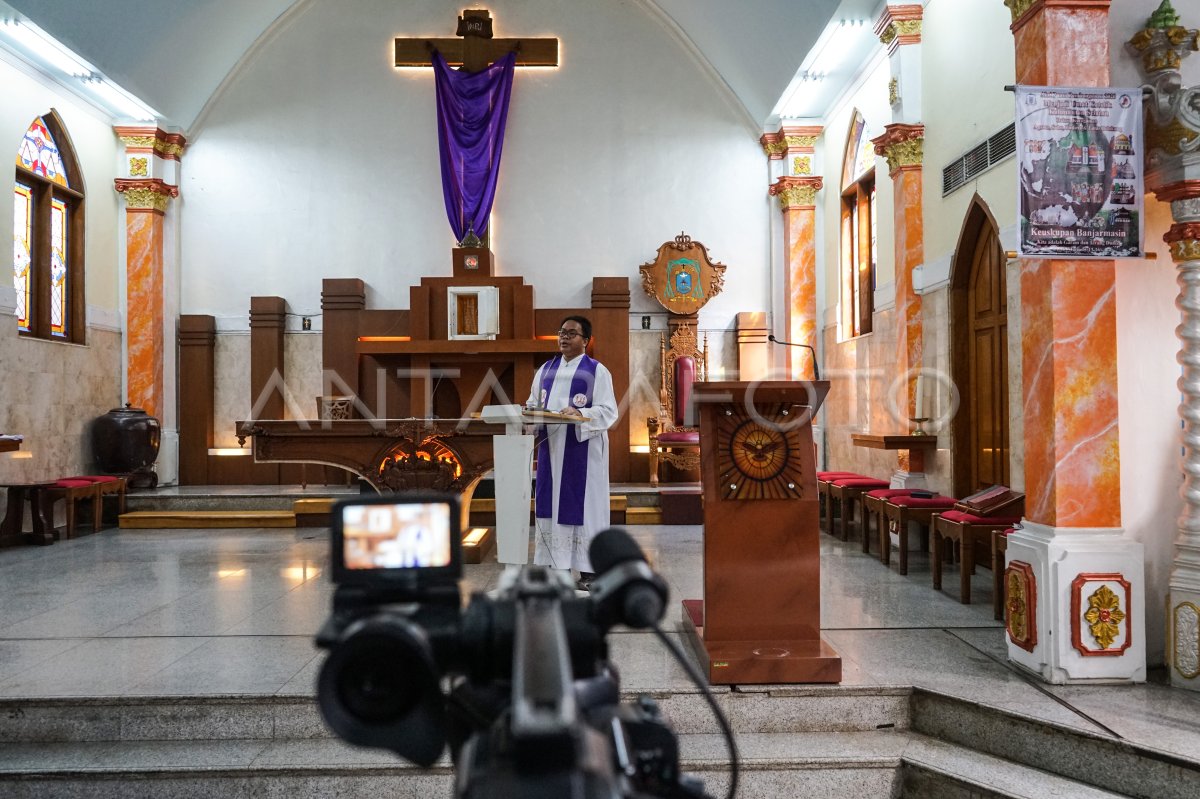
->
[[332, 494, 461, 585]]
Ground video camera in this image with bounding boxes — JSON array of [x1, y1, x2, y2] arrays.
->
[[316, 492, 730, 799]]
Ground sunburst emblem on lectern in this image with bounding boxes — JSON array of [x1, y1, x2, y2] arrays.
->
[[715, 404, 808, 501]]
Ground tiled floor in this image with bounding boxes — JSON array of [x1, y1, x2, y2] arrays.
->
[[1, 489, 1198, 765]]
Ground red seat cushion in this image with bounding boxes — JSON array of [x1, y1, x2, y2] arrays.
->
[[890, 494, 957, 509], [866, 488, 916, 499], [818, 471, 862, 480], [53, 479, 94, 489], [656, 430, 699, 445], [938, 509, 1022, 526], [830, 478, 889, 489], [62, 475, 119, 483]]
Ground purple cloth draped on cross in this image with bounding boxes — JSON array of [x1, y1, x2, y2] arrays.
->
[[535, 355, 599, 526], [432, 49, 517, 242]]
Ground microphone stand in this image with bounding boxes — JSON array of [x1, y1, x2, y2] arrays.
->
[[767, 335, 820, 381]]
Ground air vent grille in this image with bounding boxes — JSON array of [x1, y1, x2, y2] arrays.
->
[[941, 122, 1016, 196]]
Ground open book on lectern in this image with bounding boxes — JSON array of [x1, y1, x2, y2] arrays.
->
[[479, 404, 582, 425]]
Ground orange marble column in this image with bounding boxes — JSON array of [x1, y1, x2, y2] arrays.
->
[[763, 128, 822, 379], [114, 127, 184, 424], [769, 176, 823, 379], [872, 124, 925, 469], [1011, 0, 1120, 528], [124, 210, 165, 417]]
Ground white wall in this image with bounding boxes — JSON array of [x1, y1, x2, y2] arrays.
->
[[920, 0, 1016, 268], [180, 0, 772, 332]]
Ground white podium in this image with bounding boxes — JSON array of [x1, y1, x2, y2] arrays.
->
[[479, 405, 585, 566], [480, 405, 535, 565]]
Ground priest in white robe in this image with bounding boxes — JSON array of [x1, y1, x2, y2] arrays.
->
[[526, 315, 618, 585]]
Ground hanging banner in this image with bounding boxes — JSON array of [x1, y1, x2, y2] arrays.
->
[[1015, 86, 1143, 259]]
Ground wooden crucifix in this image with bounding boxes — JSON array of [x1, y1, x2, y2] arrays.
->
[[395, 9, 559, 73], [395, 9, 558, 272]]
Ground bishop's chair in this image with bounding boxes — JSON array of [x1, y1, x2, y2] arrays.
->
[[647, 324, 707, 485]]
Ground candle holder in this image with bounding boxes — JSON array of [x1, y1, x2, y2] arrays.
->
[[909, 417, 930, 436]]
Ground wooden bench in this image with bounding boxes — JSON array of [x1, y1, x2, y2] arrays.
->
[[861, 488, 918, 556], [817, 472, 862, 533], [826, 477, 890, 541], [0, 482, 56, 547], [931, 495, 1024, 605], [880, 493, 957, 575], [62, 475, 127, 527]]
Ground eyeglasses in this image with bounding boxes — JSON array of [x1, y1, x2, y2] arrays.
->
[[557, 329, 584, 339]]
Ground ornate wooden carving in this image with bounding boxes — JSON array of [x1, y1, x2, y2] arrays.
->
[[236, 418, 497, 493], [639, 232, 726, 316]]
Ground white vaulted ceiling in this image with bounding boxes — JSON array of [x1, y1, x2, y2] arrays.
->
[[4, 0, 866, 131]]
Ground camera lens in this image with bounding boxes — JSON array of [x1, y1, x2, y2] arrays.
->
[[336, 634, 420, 722], [317, 614, 449, 766]]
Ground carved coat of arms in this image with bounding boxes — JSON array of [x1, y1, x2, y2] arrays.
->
[[639, 232, 726, 316]]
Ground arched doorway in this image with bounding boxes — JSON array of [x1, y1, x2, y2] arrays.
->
[[950, 197, 1010, 498]]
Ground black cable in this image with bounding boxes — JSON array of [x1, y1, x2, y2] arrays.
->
[[650, 622, 739, 799]]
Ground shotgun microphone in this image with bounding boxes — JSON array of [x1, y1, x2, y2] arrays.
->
[[767, 335, 821, 381], [588, 528, 667, 630]]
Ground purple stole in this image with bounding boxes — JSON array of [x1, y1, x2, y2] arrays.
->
[[535, 354, 599, 526]]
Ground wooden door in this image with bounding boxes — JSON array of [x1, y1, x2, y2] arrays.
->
[[965, 225, 1009, 491]]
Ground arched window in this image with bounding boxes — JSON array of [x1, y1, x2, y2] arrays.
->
[[13, 110, 84, 342], [840, 110, 875, 339]]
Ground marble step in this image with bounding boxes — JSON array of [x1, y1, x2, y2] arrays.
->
[[125, 484, 667, 514], [125, 492, 352, 513], [912, 689, 1200, 799], [0, 731, 1129, 799], [898, 736, 1130, 799], [119, 501, 638, 531], [0, 687, 913, 743]]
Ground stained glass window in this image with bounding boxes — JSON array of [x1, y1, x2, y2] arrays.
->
[[840, 110, 875, 339], [50, 198, 67, 337], [13, 183, 31, 332], [13, 111, 83, 342], [16, 117, 69, 187]]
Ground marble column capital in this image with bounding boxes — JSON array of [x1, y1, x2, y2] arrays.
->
[[114, 126, 187, 160], [871, 123, 924, 175], [1127, 23, 1199, 75], [769, 175, 823, 210], [875, 4, 923, 55], [114, 178, 180, 214], [760, 126, 822, 159], [1165, 221, 1200, 261]]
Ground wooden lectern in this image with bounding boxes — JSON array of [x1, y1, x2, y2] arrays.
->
[[682, 381, 841, 684]]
